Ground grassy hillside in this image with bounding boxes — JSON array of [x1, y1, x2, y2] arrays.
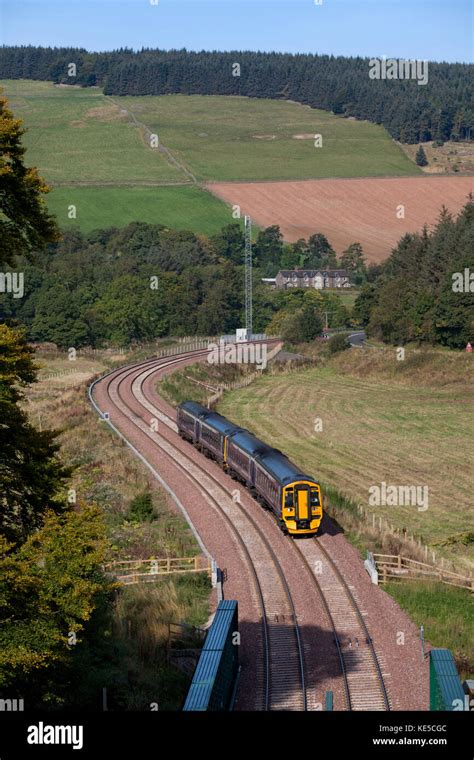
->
[[117, 93, 420, 181], [2, 80, 233, 234], [3, 80, 181, 183], [2, 79, 420, 232], [217, 348, 474, 572]]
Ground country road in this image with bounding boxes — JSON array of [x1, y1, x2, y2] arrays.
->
[[348, 331, 366, 347]]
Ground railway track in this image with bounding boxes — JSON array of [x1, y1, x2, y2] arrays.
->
[[291, 538, 390, 711], [91, 345, 390, 711], [92, 351, 307, 711]]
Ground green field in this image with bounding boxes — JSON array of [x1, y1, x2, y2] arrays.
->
[[2, 79, 420, 232], [47, 185, 234, 235], [118, 93, 420, 181], [386, 581, 473, 680], [3, 80, 181, 183]]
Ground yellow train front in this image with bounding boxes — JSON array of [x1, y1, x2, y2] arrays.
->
[[177, 401, 323, 536], [225, 428, 322, 535]]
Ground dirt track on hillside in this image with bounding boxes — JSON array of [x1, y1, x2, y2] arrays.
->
[[208, 176, 473, 262]]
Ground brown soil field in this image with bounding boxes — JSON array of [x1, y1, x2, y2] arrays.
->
[[207, 176, 473, 262]]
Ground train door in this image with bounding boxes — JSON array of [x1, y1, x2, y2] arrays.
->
[[249, 459, 256, 487], [195, 419, 201, 444], [294, 483, 310, 522]]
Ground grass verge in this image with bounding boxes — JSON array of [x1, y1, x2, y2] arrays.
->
[[24, 346, 211, 710], [385, 581, 473, 681]]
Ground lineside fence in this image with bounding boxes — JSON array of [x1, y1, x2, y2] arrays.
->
[[103, 555, 215, 586], [356, 504, 472, 588], [205, 341, 283, 406], [372, 553, 473, 592]]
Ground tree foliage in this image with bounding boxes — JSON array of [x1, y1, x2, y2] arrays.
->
[[415, 145, 428, 166], [0, 89, 110, 706], [356, 197, 474, 347], [1, 222, 359, 346], [1, 47, 472, 144], [0, 506, 110, 695], [0, 91, 58, 266], [281, 301, 324, 343]]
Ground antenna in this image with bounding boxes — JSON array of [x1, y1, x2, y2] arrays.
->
[[244, 215, 253, 337]]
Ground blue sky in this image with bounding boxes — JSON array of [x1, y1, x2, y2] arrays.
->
[[0, 0, 472, 62]]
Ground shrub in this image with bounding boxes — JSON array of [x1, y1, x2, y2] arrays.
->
[[327, 333, 351, 354], [126, 492, 156, 523]]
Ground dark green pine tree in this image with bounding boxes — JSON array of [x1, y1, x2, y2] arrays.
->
[[415, 145, 428, 166]]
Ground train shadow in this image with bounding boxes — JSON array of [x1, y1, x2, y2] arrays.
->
[[319, 511, 344, 537], [288, 512, 344, 540]]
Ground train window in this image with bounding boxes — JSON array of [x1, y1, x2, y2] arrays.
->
[[310, 489, 320, 506], [285, 492, 294, 507]]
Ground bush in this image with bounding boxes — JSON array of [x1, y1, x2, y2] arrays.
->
[[126, 492, 156, 523], [432, 139, 444, 148], [327, 333, 351, 354], [281, 304, 323, 343]]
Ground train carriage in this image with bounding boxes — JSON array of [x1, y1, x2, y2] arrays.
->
[[176, 401, 208, 444], [177, 401, 241, 465], [176, 401, 323, 536], [200, 413, 241, 464], [226, 429, 272, 486]]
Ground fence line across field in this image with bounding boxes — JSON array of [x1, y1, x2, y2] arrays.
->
[[372, 552, 473, 592], [356, 503, 470, 583]]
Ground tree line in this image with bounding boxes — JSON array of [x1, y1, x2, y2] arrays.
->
[[1, 45, 473, 143], [354, 197, 474, 348], [1, 222, 358, 348]]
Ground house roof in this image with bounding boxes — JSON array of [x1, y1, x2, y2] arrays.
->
[[277, 269, 349, 278]]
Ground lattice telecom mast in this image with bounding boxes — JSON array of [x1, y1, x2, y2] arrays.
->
[[244, 215, 253, 337]]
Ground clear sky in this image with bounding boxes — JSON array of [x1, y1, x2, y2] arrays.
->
[[0, 0, 472, 63]]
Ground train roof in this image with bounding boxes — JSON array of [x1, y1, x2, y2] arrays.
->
[[179, 401, 241, 436], [257, 449, 312, 485], [179, 401, 317, 487], [228, 429, 273, 458], [203, 412, 242, 436], [178, 400, 210, 418]]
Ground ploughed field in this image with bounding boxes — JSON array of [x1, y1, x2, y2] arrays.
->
[[207, 176, 474, 262], [5, 79, 470, 252], [3, 79, 420, 235]]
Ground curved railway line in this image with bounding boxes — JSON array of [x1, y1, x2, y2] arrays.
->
[[93, 350, 306, 711], [90, 346, 390, 711]]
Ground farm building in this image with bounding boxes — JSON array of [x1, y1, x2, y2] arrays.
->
[[273, 269, 351, 290]]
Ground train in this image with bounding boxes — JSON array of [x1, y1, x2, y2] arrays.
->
[[177, 400, 323, 536]]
